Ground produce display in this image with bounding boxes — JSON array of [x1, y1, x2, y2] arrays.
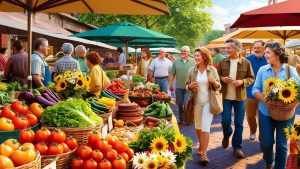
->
[[154, 92, 170, 99], [71, 133, 134, 169], [0, 92, 12, 106], [41, 99, 103, 127], [144, 82, 160, 93], [105, 71, 119, 80], [89, 99, 110, 114], [143, 101, 173, 118], [0, 102, 43, 130], [107, 79, 127, 95], [129, 87, 152, 97], [132, 75, 146, 84], [117, 103, 143, 126], [0, 138, 37, 167], [19, 89, 60, 107], [96, 97, 116, 110], [100, 89, 120, 101]]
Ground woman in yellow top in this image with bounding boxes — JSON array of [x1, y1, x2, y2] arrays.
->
[[137, 48, 152, 81], [86, 51, 110, 96]]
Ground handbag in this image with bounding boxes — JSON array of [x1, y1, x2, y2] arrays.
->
[[183, 94, 195, 125], [208, 69, 223, 114]]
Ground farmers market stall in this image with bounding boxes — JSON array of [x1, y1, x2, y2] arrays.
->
[[0, 70, 191, 169]]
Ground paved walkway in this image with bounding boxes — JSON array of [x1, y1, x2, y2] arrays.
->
[[172, 105, 300, 169]]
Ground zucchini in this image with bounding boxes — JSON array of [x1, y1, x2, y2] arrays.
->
[[103, 90, 120, 100], [101, 90, 115, 99], [90, 100, 109, 112]]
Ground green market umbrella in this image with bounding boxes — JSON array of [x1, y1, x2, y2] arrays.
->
[[71, 21, 176, 57]]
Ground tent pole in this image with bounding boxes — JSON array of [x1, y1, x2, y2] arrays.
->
[[27, 0, 33, 89], [135, 48, 137, 64], [125, 41, 128, 64]]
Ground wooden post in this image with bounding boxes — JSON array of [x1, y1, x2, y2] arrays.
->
[[27, 0, 33, 89]]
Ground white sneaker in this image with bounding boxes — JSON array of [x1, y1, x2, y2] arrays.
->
[[250, 133, 256, 141]]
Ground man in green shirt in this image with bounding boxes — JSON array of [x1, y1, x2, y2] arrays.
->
[[74, 45, 89, 75], [212, 48, 224, 67], [169, 46, 195, 124]]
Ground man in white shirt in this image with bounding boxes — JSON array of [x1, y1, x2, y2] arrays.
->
[[117, 47, 126, 65], [148, 48, 173, 93]]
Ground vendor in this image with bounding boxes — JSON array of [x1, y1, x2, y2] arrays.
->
[[137, 48, 152, 80], [86, 51, 111, 96]]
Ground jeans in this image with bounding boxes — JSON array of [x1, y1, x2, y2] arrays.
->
[[221, 99, 246, 150], [175, 88, 190, 123], [155, 77, 168, 93], [259, 112, 295, 169]]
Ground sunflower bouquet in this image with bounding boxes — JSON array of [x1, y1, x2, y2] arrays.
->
[[263, 77, 300, 104], [53, 70, 89, 99], [129, 126, 193, 168]]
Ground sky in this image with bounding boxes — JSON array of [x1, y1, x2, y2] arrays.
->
[[206, 0, 285, 30]]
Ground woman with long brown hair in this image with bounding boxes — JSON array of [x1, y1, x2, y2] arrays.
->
[[137, 48, 152, 80]]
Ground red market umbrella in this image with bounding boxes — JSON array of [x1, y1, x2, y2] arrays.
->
[[231, 0, 300, 28]]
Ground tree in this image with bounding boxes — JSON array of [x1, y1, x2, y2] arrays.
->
[[203, 30, 224, 44], [77, 0, 213, 48]]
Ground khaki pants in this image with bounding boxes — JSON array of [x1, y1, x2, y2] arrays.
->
[[246, 98, 259, 134]]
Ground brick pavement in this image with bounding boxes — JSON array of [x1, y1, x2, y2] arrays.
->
[[171, 105, 300, 169]]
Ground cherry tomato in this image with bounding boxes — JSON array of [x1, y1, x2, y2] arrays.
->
[[48, 143, 64, 155], [72, 158, 84, 169], [112, 156, 126, 169], [65, 136, 78, 150], [12, 100, 28, 115], [25, 113, 38, 126], [83, 159, 97, 169], [19, 129, 35, 143], [35, 128, 51, 142], [105, 149, 118, 162], [29, 103, 44, 120], [1, 104, 16, 119], [50, 129, 66, 143], [88, 131, 101, 146], [61, 143, 70, 153], [0, 117, 15, 131], [34, 142, 48, 155], [79, 146, 93, 160], [90, 150, 104, 163], [98, 159, 112, 169], [12, 115, 30, 130]]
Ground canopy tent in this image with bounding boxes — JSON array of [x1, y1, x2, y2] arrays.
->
[[102, 39, 177, 48], [72, 21, 176, 57], [0, 0, 170, 88], [231, 0, 300, 28]]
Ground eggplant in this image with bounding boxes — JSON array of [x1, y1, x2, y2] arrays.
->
[[44, 89, 60, 103], [19, 91, 34, 101], [42, 92, 57, 103], [49, 89, 61, 101], [34, 95, 56, 107]]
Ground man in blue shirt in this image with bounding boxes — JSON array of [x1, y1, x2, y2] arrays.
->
[[245, 40, 267, 141]]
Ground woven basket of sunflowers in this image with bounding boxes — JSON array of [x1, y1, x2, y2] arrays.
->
[[263, 78, 299, 121], [53, 71, 89, 99]]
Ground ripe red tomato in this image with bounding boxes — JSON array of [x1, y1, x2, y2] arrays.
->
[[35, 128, 51, 142], [11, 100, 28, 115], [65, 136, 78, 150], [79, 146, 93, 160], [50, 129, 66, 143], [113, 141, 129, 154], [1, 104, 16, 119], [97, 159, 112, 169], [48, 143, 64, 155], [34, 142, 48, 155], [90, 150, 104, 163], [120, 152, 129, 162], [25, 113, 38, 126], [125, 148, 134, 160], [106, 135, 117, 148], [12, 115, 30, 130], [88, 131, 101, 146], [76, 144, 87, 156], [112, 156, 126, 169], [29, 103, 43, 120], [83, 159, 97, 169], [19, 129, 35, 143], [95, 139, 109, 154], [105, 149, 118, 162], [72, 158, 84, 169], [61, 143, 70, 153]]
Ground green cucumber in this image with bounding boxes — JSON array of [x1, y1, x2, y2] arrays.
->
[[104, 90, 120, 100], [101, 90, 115, 99], [92, 100, 110, 111]]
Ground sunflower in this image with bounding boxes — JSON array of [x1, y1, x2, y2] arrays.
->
[[74, 77, 86, 90], [278, 86, 297, 104], [157, 155, 167, 167], [133, 152, 147, 169], [143, 158, 158, 169], [173, 133, 187, 153], [55, 79, 67, 92], [63, 70, 72, 78], [150, 136, 168, 154], [53, 75, 63, 82], [264, 78, 280, 88]]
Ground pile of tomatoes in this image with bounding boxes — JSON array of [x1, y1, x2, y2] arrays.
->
[[0, 138, 37, 168], [72, 132, 134, 169], [19, 128, 78, 156], [0, 101, 44, 131]]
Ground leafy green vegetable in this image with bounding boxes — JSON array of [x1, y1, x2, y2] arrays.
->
[[0, 91, 12, 106], [41, 99, 102, 127], [132, 75, 146, 84], [6, 82, 27, 92], [106, 71, 119, 80]]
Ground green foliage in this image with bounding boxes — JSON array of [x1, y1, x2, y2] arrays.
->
[[204, 30, 225, 44], [77, 0, 213, 47]]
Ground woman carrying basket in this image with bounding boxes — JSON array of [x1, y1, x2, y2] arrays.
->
[[252, 42, 300, 169]]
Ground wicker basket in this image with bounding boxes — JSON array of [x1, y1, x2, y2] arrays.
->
[[98, 112, 112, 124], [129, 96, 152, 106], [269, 100, 298, 121], [41, 148, 76, 169], [47, 124, 103, 144], [14, 151, 41, 169]]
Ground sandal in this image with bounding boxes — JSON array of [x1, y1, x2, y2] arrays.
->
[[200, 155, 209, 165]]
